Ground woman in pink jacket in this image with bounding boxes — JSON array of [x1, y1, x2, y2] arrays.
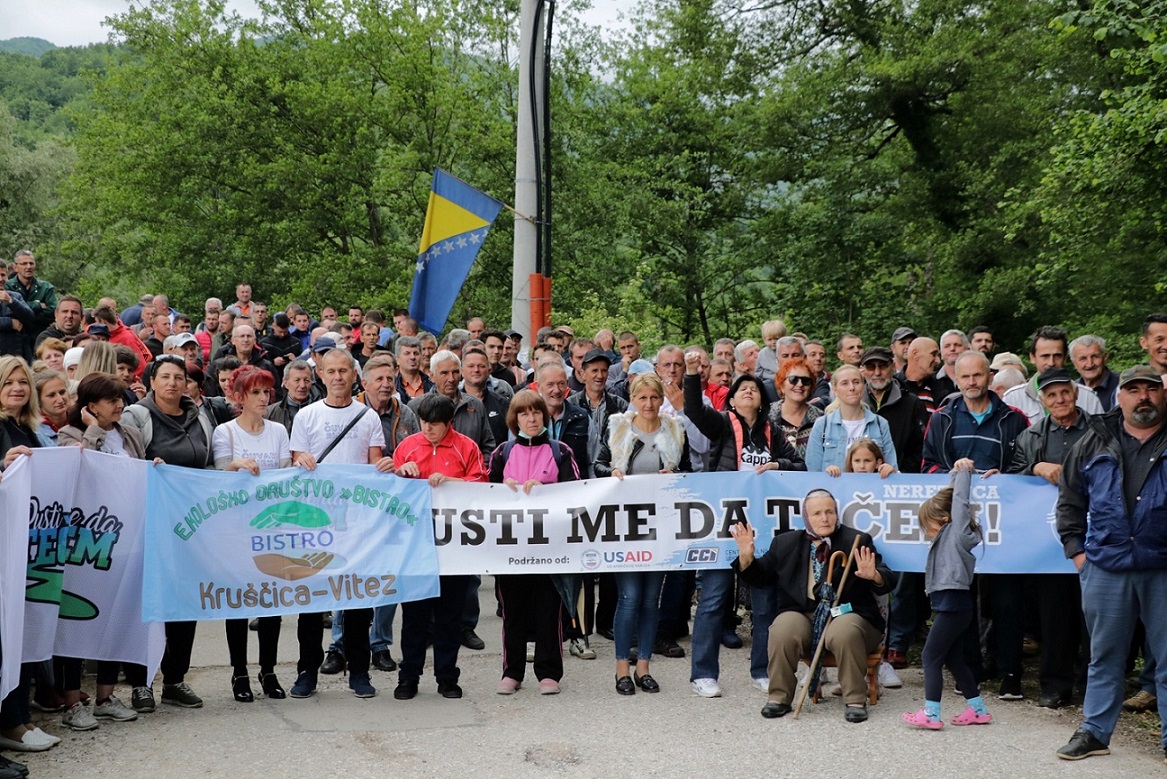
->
[[488, 390, 580, 696]]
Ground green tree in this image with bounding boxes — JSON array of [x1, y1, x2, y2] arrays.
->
[[1022, 0, 1167, 359], [63, 0, 519, 324], [553, 0, 774, 346], [742, 0, 1110, 349]]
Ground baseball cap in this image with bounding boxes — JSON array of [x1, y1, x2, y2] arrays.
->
[[1119, 364, 1163, 388], [892, 326, 916, 342], [989, 352, 1024, 373], [581, 348, 612, 367], [172, 332, 198, 348], [1035, 368, 1073, 392], [86, 324, 111, 339], [860, 346, 894, 366], [627, 359, 654, 376]]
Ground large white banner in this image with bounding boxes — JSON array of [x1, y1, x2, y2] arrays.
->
[[430, 470, 1072, 575], [0, 456, 30, 702], [21, 448, 164, 677]]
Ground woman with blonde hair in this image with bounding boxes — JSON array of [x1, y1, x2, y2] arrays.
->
[[806, 365, 897, 475], [596, 372, 691, 696], [75, 341, 119, 383], [0, 356, 58, 760]]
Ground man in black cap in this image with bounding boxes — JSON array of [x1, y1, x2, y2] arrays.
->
[[1006, 368, 1090, 709], [891, 326, 916, 374], [1056, 364, 1167, 761], [86, 323, 112, 341], [568, 348, 628, 463]]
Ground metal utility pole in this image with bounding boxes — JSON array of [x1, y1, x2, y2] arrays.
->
[[511, 0, 552, 345]]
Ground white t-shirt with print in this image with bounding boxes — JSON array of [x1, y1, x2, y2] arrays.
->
[[212, 419, 293, 470], [289, 400, 385, 465]]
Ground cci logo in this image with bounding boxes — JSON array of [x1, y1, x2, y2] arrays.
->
[[580, 549, 601, 571], [685, 547, 719, 564]]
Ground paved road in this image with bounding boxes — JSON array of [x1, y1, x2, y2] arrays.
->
[[18, 581, 1164, 778]]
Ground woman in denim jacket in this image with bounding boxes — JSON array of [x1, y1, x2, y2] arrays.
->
[[805, 366, 897, 474]]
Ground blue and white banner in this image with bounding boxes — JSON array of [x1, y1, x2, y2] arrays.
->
[[15, 449, 164, 679], [143, 464, 439, 621], [430, 471, 1073, 575]]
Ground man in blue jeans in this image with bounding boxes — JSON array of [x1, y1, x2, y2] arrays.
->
[[1055, 365, 1167, 761]]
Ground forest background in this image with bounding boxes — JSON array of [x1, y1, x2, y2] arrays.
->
[[3, 0, 1167, 364]]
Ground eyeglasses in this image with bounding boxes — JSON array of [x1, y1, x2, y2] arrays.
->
[[786, 375, 813, 387]]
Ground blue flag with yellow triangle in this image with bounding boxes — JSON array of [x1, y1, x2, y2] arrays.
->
[[410, 169, 504, 335]]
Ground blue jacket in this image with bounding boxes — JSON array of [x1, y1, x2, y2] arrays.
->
[[1057, 409, 1167, 572], [805, 408, 898, 472], [0, 290, 34, 361], [922, 393, 1028, 473]]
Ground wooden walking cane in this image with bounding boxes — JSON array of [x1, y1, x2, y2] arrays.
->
[[794, 535, 863, 719]]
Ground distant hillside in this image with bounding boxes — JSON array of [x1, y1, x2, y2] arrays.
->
[[0, 38, 57, 57]]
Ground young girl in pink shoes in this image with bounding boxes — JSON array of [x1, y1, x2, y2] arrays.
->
[[903, 463, 993, 729]]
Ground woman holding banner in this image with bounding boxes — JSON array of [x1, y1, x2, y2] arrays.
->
[[805, 365, 897, 475], [57, 373, 148, 727], [122, 355, 214, 710], [681, 349, 806, 699], [0, 356, 59, 764], [596, 372, 691, 696], [211, 365, 291, 702], [488, 390, 580, 696]]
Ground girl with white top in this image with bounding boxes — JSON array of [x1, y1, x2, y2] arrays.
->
[[211, 365, 291, 702]]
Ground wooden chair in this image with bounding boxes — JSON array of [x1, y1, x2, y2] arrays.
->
[[806, 645, 884, 705]]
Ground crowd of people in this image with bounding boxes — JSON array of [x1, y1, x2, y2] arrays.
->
[[1, 248, 1165, 775]]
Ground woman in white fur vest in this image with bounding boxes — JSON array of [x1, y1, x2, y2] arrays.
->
[[595, 372, 691, 697]]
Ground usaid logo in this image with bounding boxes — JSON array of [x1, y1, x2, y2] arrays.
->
[[580, 549, 602, 570], [685, 547, 719, 564]]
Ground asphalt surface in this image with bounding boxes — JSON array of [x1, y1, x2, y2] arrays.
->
[[16, 579, 1164, 778]]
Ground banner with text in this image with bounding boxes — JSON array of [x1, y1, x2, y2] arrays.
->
[[0, 456, 30, 701], [143, 464, 440, 621], [19, 448, 164, 678], [430, 471, 1073, 575]]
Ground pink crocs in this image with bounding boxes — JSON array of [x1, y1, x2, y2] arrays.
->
[[951, 706, 993, 726], [902, 709, 944, 730]]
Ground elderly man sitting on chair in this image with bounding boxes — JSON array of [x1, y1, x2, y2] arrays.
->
[[731, 488, 894, 722]]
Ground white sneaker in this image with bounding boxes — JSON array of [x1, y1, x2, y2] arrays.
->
[[751, 677, 769, 692], [691, 678, 722, 698], [568, 638, 596, 660], [94, 694, 138, 722], [878, 661, 902, 689], [61, 702, 99, 732], [526, 642, 536, 662], [30, 728, 61, 746]]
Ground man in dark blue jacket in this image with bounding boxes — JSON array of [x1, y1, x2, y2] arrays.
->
[[921, 349, 1029, 698], [1055, 365, 1167, 762], [0, 264, 34, 360]]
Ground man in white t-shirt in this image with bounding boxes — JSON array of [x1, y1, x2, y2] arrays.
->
[[287, 347, 391, 700]]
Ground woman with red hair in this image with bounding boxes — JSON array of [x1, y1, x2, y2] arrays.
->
[[210, 365, 292, 702], [771, 357, 823, 461]]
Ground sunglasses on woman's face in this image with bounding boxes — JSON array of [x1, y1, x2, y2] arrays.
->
[[787, 375, 813, 387]]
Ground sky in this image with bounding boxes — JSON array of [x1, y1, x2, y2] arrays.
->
[[0, 0, 629, 48]]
